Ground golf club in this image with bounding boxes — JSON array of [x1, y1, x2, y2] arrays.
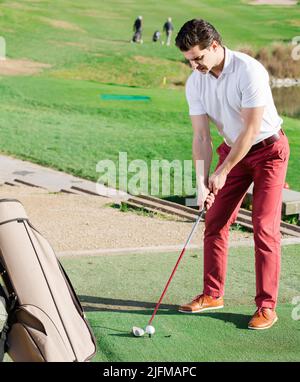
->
[[132, 207, 206, 337]]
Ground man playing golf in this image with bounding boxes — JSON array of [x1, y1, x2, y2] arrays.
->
[[175, 19, 289, 330]]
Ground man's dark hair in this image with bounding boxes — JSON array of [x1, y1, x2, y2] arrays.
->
[[175, 19, 222, 51]]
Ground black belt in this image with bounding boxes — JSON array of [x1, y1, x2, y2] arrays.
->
[[248, 129, 283, 153]]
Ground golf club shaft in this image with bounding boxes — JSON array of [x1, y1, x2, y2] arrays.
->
[[148, 209, 205, 326]]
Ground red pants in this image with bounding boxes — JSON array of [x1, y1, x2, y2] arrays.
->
[[203, 131, 290, 309]]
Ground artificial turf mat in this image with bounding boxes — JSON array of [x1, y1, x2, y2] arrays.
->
[[61, 244, 300, 362], [87, 305, 299, 362]]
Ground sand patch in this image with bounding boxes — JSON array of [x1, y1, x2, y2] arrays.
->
[[134, 56, 165, 65], [2, 2, 26, 10], [2, 1, 42, 10], [91, 53, 105, 57], [134, 55, 187, 67], [91, 37, 128, 45], [289, 19, 300, 27], [134, 55, 188, 71], [79, 9, 127, 20], [249, 0, 297, 4], [0, 58, 51, 76], [48, 40, 89, 52], [1, 28, 15, 33], [40, 17, 85, 33], [64, 41, 89, 50]]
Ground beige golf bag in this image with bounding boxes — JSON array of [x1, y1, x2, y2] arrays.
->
[[0, 199, 96, 362]]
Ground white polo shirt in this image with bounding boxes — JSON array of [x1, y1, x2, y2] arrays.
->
[[186, 47, 282, 146]]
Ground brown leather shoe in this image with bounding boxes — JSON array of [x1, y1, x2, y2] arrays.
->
[[248, 308, 278, 330], [178, 294, 224, 314]]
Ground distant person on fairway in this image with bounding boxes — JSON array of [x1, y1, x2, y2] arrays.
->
[[163, 17, 174, 46], [152, 30, 161, 43], [175, 19, 289, 330], [132, 16, 143, 44]]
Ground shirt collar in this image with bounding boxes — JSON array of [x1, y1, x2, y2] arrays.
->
[[222, 46, 234, 74]]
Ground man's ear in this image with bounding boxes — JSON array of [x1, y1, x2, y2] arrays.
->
[[211, 40, 219, 51]]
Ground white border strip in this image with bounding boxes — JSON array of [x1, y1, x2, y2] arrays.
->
[[57, 237, 300, 258]]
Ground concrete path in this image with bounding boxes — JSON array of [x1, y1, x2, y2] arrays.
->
[[247, 183, 300, 216], [0, 155, 128, 200], [1, 154, 299, 219], [57, 236, 300, 258]]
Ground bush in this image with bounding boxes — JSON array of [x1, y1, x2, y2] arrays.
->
[[240, 43, 300, 79]]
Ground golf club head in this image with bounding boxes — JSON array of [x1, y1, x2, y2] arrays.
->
[[132, 326, 145, 337]]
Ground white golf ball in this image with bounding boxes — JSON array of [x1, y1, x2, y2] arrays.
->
[[132, 326, 145, 337], [145, 325, 155, 335]]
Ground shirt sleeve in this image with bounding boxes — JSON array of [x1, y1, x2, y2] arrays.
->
[[185, 74, 206, 116], [240, 62, 269, 108]]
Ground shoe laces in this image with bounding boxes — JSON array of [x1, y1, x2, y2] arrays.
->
[[256, 307, 271, 319], [192, 294, 204, 303]]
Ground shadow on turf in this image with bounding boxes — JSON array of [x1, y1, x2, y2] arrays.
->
[[199, 312, 251, 330], [79, 295, 176, 312], [80, 295, 252, 330]]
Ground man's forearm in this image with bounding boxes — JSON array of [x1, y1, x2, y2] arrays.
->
[[192, 137, 213, 187], [217, 105, 264, 176], [217, 125, 259, 175]]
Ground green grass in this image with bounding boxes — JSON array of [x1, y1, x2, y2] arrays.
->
[[1, 0, 299, 88], [0, 76, 299, 192], [61, 244, 300, 362], [0, 0, 299, 192], [1, 0, 299, 75]]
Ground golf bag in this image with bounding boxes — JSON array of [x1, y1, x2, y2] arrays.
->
[[152, 31, 161, 42], [132, 30, 142, 43], [0, 199, 97, 362]]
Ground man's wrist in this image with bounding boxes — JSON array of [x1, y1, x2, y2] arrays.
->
[[197, 175, 209, 187], [217, 162, 231, 175]]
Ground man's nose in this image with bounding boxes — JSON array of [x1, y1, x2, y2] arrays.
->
[[190, 61, 198, 69]]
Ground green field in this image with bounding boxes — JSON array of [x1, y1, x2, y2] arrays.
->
[[0, 0, 299, 364], [0, 77, 299, 192], [0, 0, 300, 193], [61, 244, 300, 362]]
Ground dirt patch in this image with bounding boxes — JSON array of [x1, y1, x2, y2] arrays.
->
[[79, 9, 127, 20], [134, 55, 188, 69], [0, 184, 251, 253], [91, 53, 105, 58], [2, 1, 43, 10], [0, 58, 51, 76], [289, 19, 300, 27], [134, 56, 165, 65], [2, 2, 27, 10], [134, 55, 188, 72], [249, 0, 297, 5], [65, 42, 86, 48], [47, 40, 88, 50], [40, 17, 85, 33]]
